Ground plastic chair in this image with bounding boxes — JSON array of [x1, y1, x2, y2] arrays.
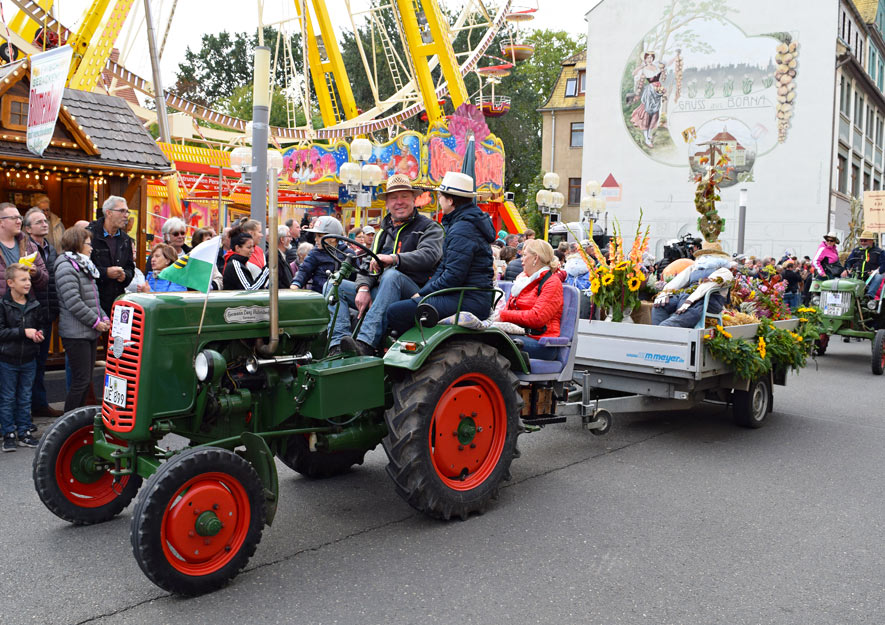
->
[[693, 288, 726, 329]]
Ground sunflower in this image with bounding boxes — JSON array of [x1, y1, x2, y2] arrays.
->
[[614, 261, 629, 272], [627, 276, 642, 292], [715, 324, 733, 339], [590, 279, 601, 293], [799, 317, 809, 323], [601, 273, 615, 286], [757, 336, 767, 359]]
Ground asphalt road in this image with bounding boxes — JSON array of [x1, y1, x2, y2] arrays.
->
[[5, 339, 884, 625]]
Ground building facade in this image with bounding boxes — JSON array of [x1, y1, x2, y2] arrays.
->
[[539, 50, 586, 223]]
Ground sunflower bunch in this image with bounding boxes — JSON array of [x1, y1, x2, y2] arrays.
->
[[585, 214, 650, 322], [794, 306, 825, 345], [704, 324, 769, 380]]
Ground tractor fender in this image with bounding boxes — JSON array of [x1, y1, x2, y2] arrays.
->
[[240, 432, 279, 526], [383, 324, 528, 373]]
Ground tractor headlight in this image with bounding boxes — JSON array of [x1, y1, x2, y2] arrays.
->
[[868, 300, 878, 311], [195, 349, 226, 384], [811, 295, 821, 307]]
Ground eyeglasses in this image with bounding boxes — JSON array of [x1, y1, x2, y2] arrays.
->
[[170, 231, 186, 236], [108, 208, 130, 214], [0, 215, 22, 221]]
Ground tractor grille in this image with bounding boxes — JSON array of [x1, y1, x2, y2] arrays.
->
[[101, 301, 144, 433]]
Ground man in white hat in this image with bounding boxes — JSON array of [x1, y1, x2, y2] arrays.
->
[[843, 230, 885, 297], [329, 173, 443, 356]]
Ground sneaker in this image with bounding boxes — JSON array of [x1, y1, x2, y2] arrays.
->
[[28, 424, 38, 434], [17, 433, 39, 448], [2, 433, 15, 452]]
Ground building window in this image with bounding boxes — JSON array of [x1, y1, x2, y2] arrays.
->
[[570, 122, 583, 147], [577, 70, 586, 94], [568, 178, 581, 205], [1, 96, 28, 131], [868, 107, 875, 138], [564, 78, 578, 97], [855, 93, 864, 127], [865, 168, 872, 191], [840, 76, 851, 116], [877, 116, 883, 148], [838, 154, 848, 194], [852, 163, 861, 197]]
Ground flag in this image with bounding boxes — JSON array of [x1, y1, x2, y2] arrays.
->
[[159, 235, 220, 293]]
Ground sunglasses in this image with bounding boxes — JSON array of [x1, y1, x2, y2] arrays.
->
[[170, 231, 186, 236]]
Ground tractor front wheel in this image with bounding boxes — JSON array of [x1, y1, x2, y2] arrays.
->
[[383, 340, 521, 520], [33, 406, 142, 525], [871, 329, 885, 375], [277, 434, 367, 479], [130, 447, 265, 595]]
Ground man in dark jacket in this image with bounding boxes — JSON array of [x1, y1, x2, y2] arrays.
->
[[843, 230, 885, 297], [329, 174, 443, 355], [0, 203, 49, 298], [87, 196, 135, 315], [24, 207, 61, 418]]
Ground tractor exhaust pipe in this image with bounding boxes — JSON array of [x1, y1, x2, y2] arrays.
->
[[257, 171, 279, 357]]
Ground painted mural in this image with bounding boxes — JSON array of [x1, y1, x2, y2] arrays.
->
[[620, 0, 798, 187], [282, 142, 350, 184]]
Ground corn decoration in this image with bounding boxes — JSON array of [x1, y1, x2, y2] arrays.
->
[[774, 37, 798, 143]]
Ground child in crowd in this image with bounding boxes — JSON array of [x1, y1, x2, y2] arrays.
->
[[0, 263, 43, 451]]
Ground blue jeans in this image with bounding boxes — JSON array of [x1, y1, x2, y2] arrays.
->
[[867, 272, 884, 298], [0, 360, 36, 436], [653, 293, 723, 328], [784, 292, 801, 312], [31, 323, 52, 409], [512, 335, 558, 361], [386, 293, 487, 337], [327, 269, 420, 349]]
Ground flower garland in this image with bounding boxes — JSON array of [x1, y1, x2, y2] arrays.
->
[[703, 308, 824, 379]]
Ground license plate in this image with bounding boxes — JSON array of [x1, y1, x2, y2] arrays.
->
[[823, 292, 844, 306], [823, 292, 848, 316], [103, 374, 128, 408]]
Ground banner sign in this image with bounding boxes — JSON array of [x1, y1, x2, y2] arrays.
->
[[863, 190, 885, 233], [27, 45, 74, 157]]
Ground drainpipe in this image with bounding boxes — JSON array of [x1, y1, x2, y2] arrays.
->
[[550, 110, 556, 172]]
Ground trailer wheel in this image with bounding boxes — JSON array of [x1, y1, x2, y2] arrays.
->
[[733, 377, 771, 428], [383, 340, 521, 520], [130, 447, 265, 596], [33, 406, 142, 525], [276, 434, 367, 478], [872, 330, 885, 375]]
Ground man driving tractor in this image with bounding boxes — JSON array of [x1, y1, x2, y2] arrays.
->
[[842, 230, 885, 299]]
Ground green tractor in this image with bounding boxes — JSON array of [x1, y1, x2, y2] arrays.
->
[[33, 234, 597, 595], [809, 269, 885, 373]]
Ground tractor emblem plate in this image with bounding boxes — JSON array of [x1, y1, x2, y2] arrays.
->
[[224, 306, 271, 324]]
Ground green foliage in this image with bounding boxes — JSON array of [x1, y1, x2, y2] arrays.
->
[[224, 84, 309, 129], [521, 171, 546, 234]]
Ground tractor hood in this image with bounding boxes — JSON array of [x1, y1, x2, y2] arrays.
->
[[819, 277, 865, 297]]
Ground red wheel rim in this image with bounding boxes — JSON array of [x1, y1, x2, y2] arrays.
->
[[160, 472, 251, 576], [55, 425, 132, 508], [428, 373, 508, 491]]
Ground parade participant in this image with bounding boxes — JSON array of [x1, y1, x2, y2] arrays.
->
[[0, 263, 43, 451], [32, 194, 64, 251], [222, 230, 269, 290], [495, 239, 564, 361], [23, 208, 61, 419], [87, 196, 135, 315], [328, 174, 443, 356], [812, 231, 841, 279], [291, 216, 347, 294], [55, 228, 110, 412], [843, 230, 885, 297], [386, 172, 495, 341], [139, 244, 187, 293], [652, 241, 734, 328]]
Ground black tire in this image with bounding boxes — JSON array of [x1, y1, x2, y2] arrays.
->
[[130, 447, 265, 596], [733, 376, 772, 428], [33, 406, 142, 525], [383, 340, 522, 520], [276, 434, 368, 478], [872, 330, 885, 375], [815, 333, 828, 356]]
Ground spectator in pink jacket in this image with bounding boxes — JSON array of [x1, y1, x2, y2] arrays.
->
[[812, 231, 840, 278]]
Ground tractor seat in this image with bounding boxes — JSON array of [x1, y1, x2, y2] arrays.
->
[[496, 281, 580, 382]]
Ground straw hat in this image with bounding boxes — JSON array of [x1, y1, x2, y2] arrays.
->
[[693, 240, 729, 258], [438, 171, 476, 198], [823, 231, 840, 244], [377, 173, 422, 199], [859, 230, 877, 240]]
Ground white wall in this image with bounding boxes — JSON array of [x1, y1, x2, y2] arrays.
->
[[582, 0, 838, 259]]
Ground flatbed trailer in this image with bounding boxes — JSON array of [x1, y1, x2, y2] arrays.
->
[[558, 319, 799, 430]]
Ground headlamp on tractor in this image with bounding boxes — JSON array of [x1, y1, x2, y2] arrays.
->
[[811, 295, 820, 307], [868, 300, 878, 311], [194, 350, 226, 384]]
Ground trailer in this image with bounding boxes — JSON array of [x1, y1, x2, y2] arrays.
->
[[555, 319, 799, 430]]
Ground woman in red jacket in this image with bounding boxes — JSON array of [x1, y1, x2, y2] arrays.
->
[[498, 239, 563, 360]]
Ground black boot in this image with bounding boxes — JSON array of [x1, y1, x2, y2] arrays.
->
[[340, 335, 375, 356]]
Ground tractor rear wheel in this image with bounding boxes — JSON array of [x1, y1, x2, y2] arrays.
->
[[33, 406, 142, 525], [130, 447, 265, 595], [383, 340, 521, 520], [276, 434, 367, 478], [871, 329, 885, 375]]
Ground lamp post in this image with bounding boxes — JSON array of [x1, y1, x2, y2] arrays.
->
[[250, 46, 271, 231], [536, 172, 562, 240], [340, 138, 384, 228], [580, 180, 607, 242], [737, 187, 748, 255]]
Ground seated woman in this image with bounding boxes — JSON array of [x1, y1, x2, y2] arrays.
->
[[386, 171, 495, 337], [497, 239, 564, 361], [222, 230, 269, 290], [139, 243, 187, 293]]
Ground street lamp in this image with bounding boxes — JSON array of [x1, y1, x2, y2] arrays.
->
[[536, 171, 561, 239], [737, 187, 748, 254], [580, 180, 607, 239], [342, 138, 384, 227]]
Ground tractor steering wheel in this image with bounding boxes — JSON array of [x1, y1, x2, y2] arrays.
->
[[320, 234, 385, 277]]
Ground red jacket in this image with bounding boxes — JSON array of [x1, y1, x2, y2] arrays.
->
[[500, 270, 563, 338]]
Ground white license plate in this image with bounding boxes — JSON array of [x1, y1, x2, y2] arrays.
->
[[103, 374, 128, 408], [823, 292, 844, 307]]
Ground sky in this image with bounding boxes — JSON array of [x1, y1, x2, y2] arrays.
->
[[0, 0, 590, 90]]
